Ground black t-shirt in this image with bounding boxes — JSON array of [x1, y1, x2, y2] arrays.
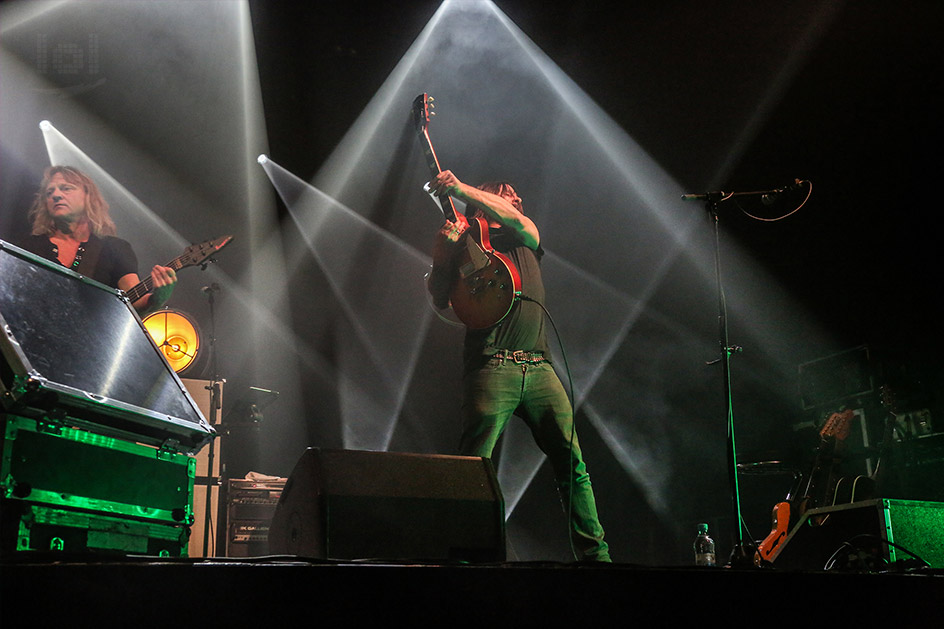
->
[[20, 233, 138, 289], [463, 226, 548, 368]]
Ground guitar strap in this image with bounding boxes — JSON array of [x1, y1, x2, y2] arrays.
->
[[73, 236, 103, 280]]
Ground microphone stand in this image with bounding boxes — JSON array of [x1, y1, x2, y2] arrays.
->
[[201, 283, 223, 557], [684, 186, 785, 567]]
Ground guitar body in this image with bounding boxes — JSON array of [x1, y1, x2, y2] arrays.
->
[[449, 217, 521, 329], [755, 500, 794, 565]]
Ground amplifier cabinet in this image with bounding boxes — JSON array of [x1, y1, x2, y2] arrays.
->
[[181, 378, 223, 558], [225, 478, 284, 557], [1, 414, 195, 527]]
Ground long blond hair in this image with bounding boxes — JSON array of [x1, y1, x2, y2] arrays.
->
[[28, 165, 117, 237]]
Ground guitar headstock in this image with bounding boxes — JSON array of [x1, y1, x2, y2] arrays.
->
[[180, 235, 234, 269], [412, 93, 434, 134], [821, 408, 854, 441], [880, 385, 897, 414]]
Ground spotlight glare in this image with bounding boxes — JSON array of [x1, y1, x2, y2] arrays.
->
[[39, 120, 52, 130], [259, 156, 432, 451], [257, 154, 268, 164]]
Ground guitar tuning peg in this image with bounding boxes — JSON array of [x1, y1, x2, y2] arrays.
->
[[430, 111, 436, 116], [428, 96, 435, 102]]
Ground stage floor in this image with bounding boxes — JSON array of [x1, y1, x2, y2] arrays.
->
[[3, 557, 942, 625]]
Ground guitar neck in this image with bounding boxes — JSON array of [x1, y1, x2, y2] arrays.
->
[[419, 127, 458, 223], [125, 256, 185, 303]]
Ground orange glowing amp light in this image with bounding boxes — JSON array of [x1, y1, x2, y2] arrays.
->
[[142, 308, 200, 373]]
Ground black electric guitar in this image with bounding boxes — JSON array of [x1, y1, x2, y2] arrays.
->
[[123, 235, 233, 304], [800, 408, 854, 515], [412, 93, 521, 329]]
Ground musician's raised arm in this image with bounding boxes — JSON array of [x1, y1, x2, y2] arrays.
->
[[428, 170, 539, 250]]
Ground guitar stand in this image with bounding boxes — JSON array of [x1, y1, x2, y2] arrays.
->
[[687, 186, 787, 567]]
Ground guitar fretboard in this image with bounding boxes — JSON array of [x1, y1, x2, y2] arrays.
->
[[420, 128, 458, 223], [124, 256, 188, 303], [119, 235, 232, 305]]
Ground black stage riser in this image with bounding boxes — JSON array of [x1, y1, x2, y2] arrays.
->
[[4, 562, 941, 626]]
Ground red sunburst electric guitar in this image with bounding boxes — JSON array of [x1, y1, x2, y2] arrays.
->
[[412, 93, 521, 329]]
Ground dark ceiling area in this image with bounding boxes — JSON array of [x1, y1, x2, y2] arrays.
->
[[251, 0, 941, 351]]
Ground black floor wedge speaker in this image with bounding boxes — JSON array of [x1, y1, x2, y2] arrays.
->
[[268, 448, 505, 562]]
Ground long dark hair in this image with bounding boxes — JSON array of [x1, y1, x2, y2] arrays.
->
[[476, 180, 513, 196], [476, 180, 522, 212]]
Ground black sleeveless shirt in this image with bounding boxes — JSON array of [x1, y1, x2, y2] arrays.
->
[[20, 233, 138, 289], [463, 227, 548, 369]]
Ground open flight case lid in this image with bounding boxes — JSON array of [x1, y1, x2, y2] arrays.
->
[[0, 239, 214, 453]]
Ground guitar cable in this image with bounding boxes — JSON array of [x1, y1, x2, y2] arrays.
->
[[733, 179, 813, 222], [823, 533, 931, 572], [519, 294, 582, 562]]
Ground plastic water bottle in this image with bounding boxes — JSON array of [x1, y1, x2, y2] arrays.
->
[[694, 523, 716, 566]]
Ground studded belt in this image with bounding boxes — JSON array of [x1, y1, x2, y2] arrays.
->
[[492, 349, 546, 364]]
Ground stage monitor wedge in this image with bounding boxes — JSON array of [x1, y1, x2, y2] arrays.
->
[[269, 448, 505, 562], [0, 240, 214, 453]]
